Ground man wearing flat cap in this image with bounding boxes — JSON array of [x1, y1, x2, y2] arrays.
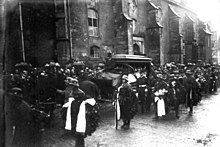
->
[[8, 87, 36, 147]]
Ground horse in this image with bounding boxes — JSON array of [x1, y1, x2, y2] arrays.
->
[[79, 80, 100, 100]]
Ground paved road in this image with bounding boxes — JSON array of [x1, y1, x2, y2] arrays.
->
[[43, 89, 220, 147]]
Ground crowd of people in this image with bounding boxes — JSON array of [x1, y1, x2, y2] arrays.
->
[[135, 62, 220, 120], [5, 60, 220, 147], [6, 61, 102, 147]]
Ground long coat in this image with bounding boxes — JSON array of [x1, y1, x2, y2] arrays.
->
[[10, 97, 36, 147], [183, 76, 197, 107], [118, 83, 138, 120]]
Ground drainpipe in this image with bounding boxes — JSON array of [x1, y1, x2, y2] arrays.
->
[[67, 0, 73, 59], [18, 2, 25, 62]]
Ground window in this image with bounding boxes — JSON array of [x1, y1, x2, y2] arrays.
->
[[88, 9, 98, 36], [133, 37, 145, 54], [90, 46, 100, 58], [208, 37, 210, 47]]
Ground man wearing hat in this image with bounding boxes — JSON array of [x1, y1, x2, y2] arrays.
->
[[8, 87, 36, 147], [57, 77, 81, 103], [58, 77, 99, 147], [117, 75, 138, 129], [153, 74, 169, 119], [184, 69, 197, 115], [136, 70, 149, 113]]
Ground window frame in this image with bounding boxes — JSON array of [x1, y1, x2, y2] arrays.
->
[[90, 46, 100, 58], [88, 8, 99, 37]]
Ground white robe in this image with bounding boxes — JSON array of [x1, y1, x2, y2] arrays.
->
[[63, 97, 75, 130], [155, 97, 166, 117], [76, 98, 96, 133], [154, 89, 167, 117]]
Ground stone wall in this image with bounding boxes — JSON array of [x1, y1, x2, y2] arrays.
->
[[114, 0, 129, 54], [150, 0, 199, 64], [69, 0, 87, 60]]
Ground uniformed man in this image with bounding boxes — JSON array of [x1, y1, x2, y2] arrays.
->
[[136, 70, 148, 113], [146, 74, 156, 112], [209, 67, 217, 93]]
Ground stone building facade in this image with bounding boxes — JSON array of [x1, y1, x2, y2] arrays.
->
[[1, 0, 213, 69]]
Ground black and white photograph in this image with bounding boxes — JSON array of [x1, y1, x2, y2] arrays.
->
[[1, 0, 220, 147]]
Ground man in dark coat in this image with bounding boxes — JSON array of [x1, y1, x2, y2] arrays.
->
[[136, 70, 148, 113], [9, 87, 40, 147], [184, 70, 197, 115], [167, 77, 186, 118], [146, 74, 156, 112], [209, 68, 217, 93]]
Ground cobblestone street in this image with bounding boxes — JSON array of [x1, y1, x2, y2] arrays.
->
[[43, 89, 220, 147]]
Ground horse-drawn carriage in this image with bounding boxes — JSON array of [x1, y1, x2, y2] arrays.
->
[[90, 54, 153, 102]]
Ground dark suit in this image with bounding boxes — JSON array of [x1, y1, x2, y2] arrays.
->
[[136, 76, 148, 113]]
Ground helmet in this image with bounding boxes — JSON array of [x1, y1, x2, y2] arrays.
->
[[122, 75, 128, 81]]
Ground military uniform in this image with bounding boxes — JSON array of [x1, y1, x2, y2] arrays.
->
[[136, 72, 148, 113], [146, 76, 157, 112], [209, 69, 217, 92]]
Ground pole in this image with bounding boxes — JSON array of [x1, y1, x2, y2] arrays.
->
[[67, 0, 73, 59], [114, 90, 119, 130], [18, 2, 25, 62], [115, 98, 118, 130]]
